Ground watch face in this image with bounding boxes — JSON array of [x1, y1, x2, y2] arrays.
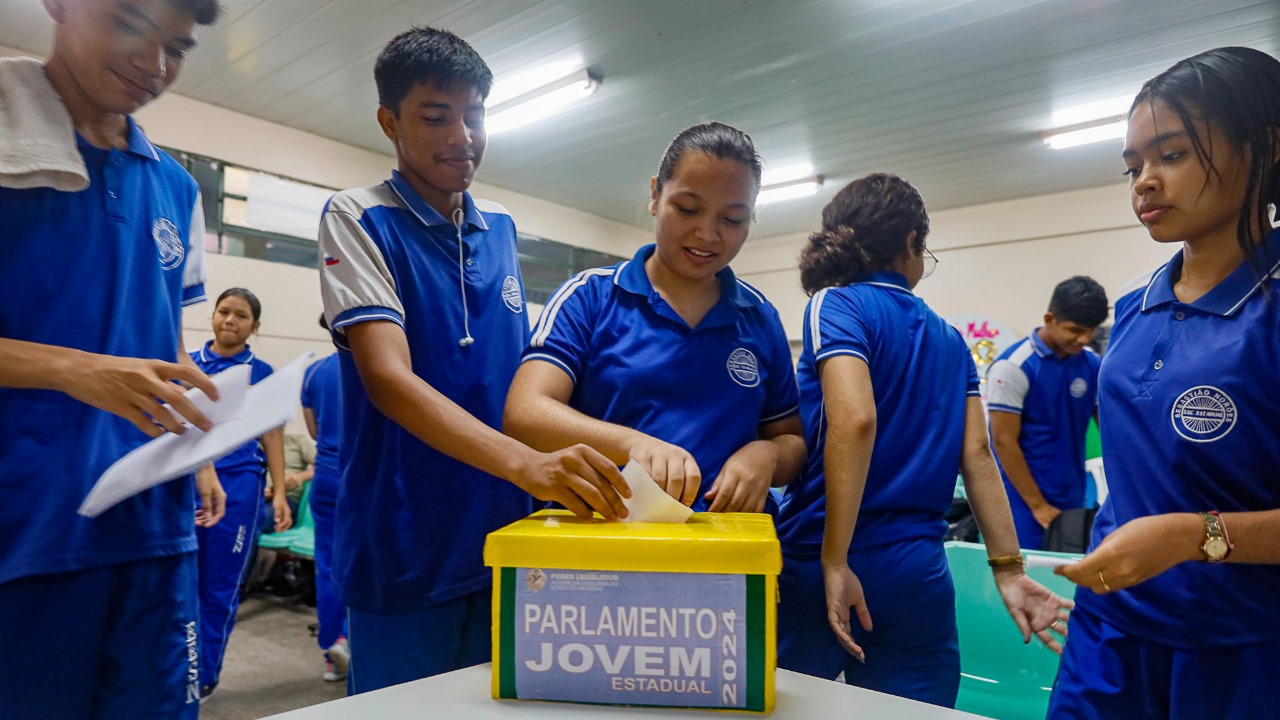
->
[[1205, 537, 1230, 560]]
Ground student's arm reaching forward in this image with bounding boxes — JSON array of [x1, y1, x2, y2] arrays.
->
[[347, 320, 629, 519]]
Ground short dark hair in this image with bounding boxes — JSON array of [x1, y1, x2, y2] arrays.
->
[[169, 0, 222, 26], [1132, 46, 1280, 277], [374, 27, 493, 113], [215, 287, 262, 322], [318, 313, 329, 331], [1048, 276, 1108, 327], [799, 173, 929, 295], [655, 122, 762, 195]]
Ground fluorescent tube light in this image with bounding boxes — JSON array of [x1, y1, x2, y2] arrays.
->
[[488, 57, 585, 107], [1041, 117, 1126, 150], [761, 162, 815, 187], [757, 176, 823, 205], [486, 69, 599, 135], [1051, 95, 1135, 127]]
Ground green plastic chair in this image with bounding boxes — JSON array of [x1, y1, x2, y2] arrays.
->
[[947, 541, 1080, 720], [259, 481, 315, 551], [1085, 418, 1102, 461]]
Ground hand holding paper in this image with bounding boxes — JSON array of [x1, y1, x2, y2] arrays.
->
[[619, 460, 694, 523], [79, 352, 315, 517]]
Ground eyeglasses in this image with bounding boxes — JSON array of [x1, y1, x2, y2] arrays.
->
[[921, 247, 939, 279]]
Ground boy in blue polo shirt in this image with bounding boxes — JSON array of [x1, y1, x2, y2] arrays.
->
[[317, 27, 629, 694], [987, 276, 1108, 549], [0, 1, 225, 717]]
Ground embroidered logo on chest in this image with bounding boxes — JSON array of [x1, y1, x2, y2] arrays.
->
[[502, 275, 523, 314], [153, 218, 184, 270], [1069, 377, 1088, 398], [726, 348, 761, 388], [1170, 385, 1237, 443]]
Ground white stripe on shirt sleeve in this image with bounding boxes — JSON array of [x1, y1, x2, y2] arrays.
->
[[984, 359, 1029, 412]]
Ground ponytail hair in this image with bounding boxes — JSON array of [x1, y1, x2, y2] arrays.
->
[[799, 173, 929, 295]]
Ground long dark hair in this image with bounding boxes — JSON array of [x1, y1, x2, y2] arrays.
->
[[799, 173, 929, 295], [1132, 47, 1280, 276]]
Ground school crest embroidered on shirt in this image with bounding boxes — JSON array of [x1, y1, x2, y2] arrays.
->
[[153, 218, 184, 270], [1170, 385, 1237, 443], [726, 348, 761, 388], [502, 275, 523, 313]]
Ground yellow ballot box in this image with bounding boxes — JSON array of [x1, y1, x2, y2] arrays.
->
[[484, 510, 780, 712]]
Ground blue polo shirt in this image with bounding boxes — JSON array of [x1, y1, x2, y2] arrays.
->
[[189, 341, 275, 477], [318, 172, 533, 613], [1079, 231, 1280, 649], [523, 244, 800, 512], [777, 272, 980, 556], [300, 353, 342, 487], [986, 331, 1100, 510], [0, 118, 206, 584]]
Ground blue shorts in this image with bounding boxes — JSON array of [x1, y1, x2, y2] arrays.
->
[[347, 587, 491, 694], [0, 553, 199, 719], [1049, 601, 1279, 719], [777, 537, 960, 707]]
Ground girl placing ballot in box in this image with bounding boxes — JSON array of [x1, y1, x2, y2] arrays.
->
[[1047, 47, 1280, 719], [774, 174, 1070, 707], [189, 287, 293, 699], [505, 122, 806, 514]]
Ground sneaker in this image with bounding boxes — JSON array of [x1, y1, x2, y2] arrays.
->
[[324, 637, 349, 682], [199, 682, 218, 704]]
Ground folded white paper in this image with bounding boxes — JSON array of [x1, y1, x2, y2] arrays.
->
[[1024, 555, 1077, 569], [79, 351, 315, 517], [619, 460, 694, 523]]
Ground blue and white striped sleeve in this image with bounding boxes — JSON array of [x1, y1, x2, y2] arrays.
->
[[985, 359, 1028, 411], [808, 287, 873, 366], [318, 190, 405, 341], [759, 306, 800, 424], [523, 269, 611, 385]]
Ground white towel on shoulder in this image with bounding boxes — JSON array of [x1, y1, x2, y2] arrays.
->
[[0, 57, 89, 191]]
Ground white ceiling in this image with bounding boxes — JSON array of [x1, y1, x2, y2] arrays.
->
[[3, 0, 1277, 237]]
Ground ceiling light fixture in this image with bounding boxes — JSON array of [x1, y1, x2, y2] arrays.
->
[[757, 176, 824, 206], [1041, 115, 1127, 150], [486, 68, 600, 135], [1050, 95, 1135, 128], [761, 162, 815, 187]]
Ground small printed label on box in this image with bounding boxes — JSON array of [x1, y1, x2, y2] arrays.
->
[[502, 568, 758, 709]]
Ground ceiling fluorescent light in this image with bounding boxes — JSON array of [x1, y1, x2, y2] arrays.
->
[[757, 176, 823, 205], [761, 162, 815, 187], [1041, 116, 1126, 150], [1051, 95, 1135, 127], [488, 57, 585, 107], [486, 69, 600, 135]]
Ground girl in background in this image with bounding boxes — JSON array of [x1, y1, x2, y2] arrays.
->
[[190, 287, 292, 699]]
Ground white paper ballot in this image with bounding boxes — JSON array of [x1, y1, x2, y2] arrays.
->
[[79, 351, 316, 517], [1025, 555, 1077, 570], [619, 460, 694, 523]]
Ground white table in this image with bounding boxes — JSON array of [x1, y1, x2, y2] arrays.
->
[[262, 664, 990, 719]]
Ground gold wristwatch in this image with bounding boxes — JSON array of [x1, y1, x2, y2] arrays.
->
[[1198, 511, 1232, 563]]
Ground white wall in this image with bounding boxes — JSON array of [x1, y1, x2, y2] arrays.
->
[[736, 184, 1179, 342]]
